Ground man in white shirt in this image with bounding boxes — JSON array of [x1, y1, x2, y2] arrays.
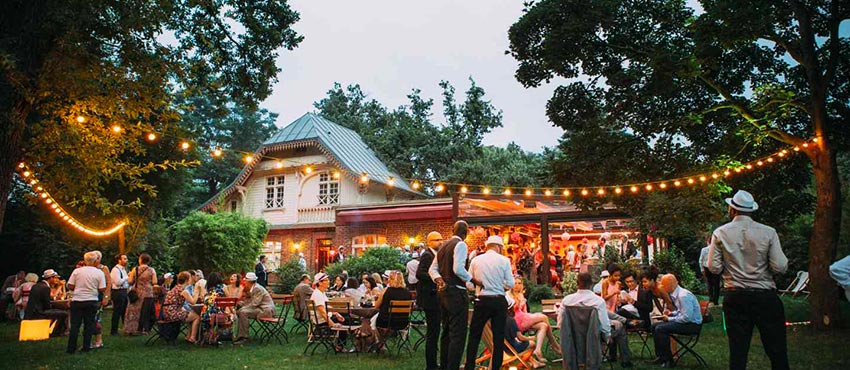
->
[[66, 251, 106, 354], [308, 273, 349, 351], [559, 272, 632, 368], [464, 235, 515, 370], [109, 254, 129, 336], [297, 252, 307, 270], [708, 190, 788, 370], [406, 251, 420, 290], [698, 237, 720, 305]]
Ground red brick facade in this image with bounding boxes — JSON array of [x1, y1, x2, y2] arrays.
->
[[334, 218, 454, 249], [265, 227, 334, 272]]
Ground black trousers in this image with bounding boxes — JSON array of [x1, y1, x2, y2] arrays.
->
[[67, 300, 98, 353], [439, 287, 468, 370], [652, 321, 700, 361], [723, 290, 789, 370], [703, 268, 721, 305], [465, 296, 507, 370], [42, 309, 69, 335], [424, 307, 442, 370], [110, 289, 128, 334]]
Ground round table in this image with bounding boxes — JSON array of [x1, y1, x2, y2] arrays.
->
[[351, 307, 378, 319]]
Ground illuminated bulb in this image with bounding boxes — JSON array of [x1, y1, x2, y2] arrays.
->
[[659, 183, 667, 189], [387, 177, 395, 187], [51, 204, 58, 209], [482, 187, 491, 195], [699, 175, 707, 182], [503, 189, 512, 196], [412, 181, 421, 190], [524, 189, 532, 196], [63, 215, 69, 221], [332, 171, 341, 179], [687, 178, 695, 184], [45, 199, 52, 204], [147, 133, 156, 141], [544, 189, 552, 196], [18, 163, 25, 169], [76, 115, 86, 123], [36, 186, 43, 192], [812, 137, 819, 142], [563, 189, 571, 196], [793, 146, 800, 151], [29, 179, 36, 185], [22, 171, 30, 178], [645, 184, 653, 191], [581, 189, 589, 196], [745, 164, 753, 169], [181, 141, 190, 150], [58, 211, 64, 217], [778, 152, 785, 157], [802, 143, 809, 148], [435, 184, 445, 192], [674, 180, 682, 186], [360, 174, 369, 183], [615, 187, 622, 194], [111, 125, 122, 133], [212, 148, 223, 157], [244, 155, 253, 164], [40, 193, 47, 199], [767, 157, 774, 162], [408, 237, 416, 245], [781, 149, 788, 154], [460, 186, 468, 194], [734, 168, 742, 173], [596, 188, 605, 196], [54, 208, 61, 213], [756, 161, 764, 166], [630, 186, 639, 193], [304, 166, 313, 174], [711, 173, 719, 179]]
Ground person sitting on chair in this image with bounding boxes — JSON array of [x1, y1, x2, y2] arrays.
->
[[373, 271, 412, 330], [24, 269, 69, 336], [651, 274, 702, 368], [506, 298, 546, 369], [233, 272, 275, 345]]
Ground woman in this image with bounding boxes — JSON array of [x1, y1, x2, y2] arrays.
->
[[508, 276, 561, 362], [223, 273, 242, 299], [343, 277, 362, 304], [91, 251, 112, 350], [199, 272, 228, 343], [13, 273, 38, 319], [124, 253, 157, 335], [373, 271, 412, 330], [50, 279, 66, 301], [601, 265, 623, 313], [162, 271, 201, 343], [362, 276, 380, 300], [331, 276, 346, 292], [371, 273, 384, 292]]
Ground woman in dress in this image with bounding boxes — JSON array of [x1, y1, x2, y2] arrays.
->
[[363, 276, 380, 300], [371, 273, 385, 292], [162, 271, 200, 343], [508, 276, 561, 362], [199, 272, 228, 343], [124, 253, 157, 335], [13, 273, 37, 319], [223, 273, 242, 298], [601, 265, 623, 313]]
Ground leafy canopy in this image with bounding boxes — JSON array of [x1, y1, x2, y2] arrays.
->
[[173, 211, 269, 273]]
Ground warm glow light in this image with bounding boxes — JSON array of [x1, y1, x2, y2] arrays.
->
[[659, 183, 667, 189], [244, 155, 254, 164], [745, 164, 753, 169], [274, 161, 283, 169], [802, 143, 809, 148], [412, 181, 421, 190], [40, 193, 47, 199], [767, 157, 774, 162], [793, 146, 800, 151], [36, 186, 43, 192], [615, 187, 622, 194], [596, 188, 605, 196], [212, 148, 223, 157], [76, 115, 86, 123], [22, 171, 30, 178], [111, 125, 122, 133], [580, 189, 589, 196], [460, 186, 468, 194], [408, 237, 416, 245], [711, 173, 719, 179], [563, 189, 571, 196], [544, 189, 552, 196], [687, 178, 695, 184], [645, 184, 653, 191], [482, 187, 491, 195], [293, 242, 301, 250], [723, 171, 731, 176], [146, 133, 156, 141], [674, 180, 682, 186], [778, 152, 785, 157], [435, 184, 445, 192], [45, 199, 52, 204], [699, 175, 707, 182], [51, 204, 58, 209], [503, 188, 512, 196], [524, 189, 532, 196], [387, 177, 395, 187], [781, 149, 788, 154], [630, 186, 639, 193], [734, 168, 742, 173], [18, 163, 25, 169], [332, 171, 340, 179], [304, 166, 313, 174], [360, 174, 369, 183], [756, 161, 764, 166], [812, 137, 819, 142], [29, 180, 36, 185], [181, 141, 190, 150]]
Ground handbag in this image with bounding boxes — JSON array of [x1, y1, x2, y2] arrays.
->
[[128, 267, 146, 304]]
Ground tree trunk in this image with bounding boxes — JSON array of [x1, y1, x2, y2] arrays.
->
[[0, 100, 29, 233], [807, 143, 842, 330]]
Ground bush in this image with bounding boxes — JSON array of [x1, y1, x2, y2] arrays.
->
[[324, 247, 405, 279], [173, 212, 268, 273], [274, 259, 308, 294], [561, 271, 578, 295], [524, 278, 555, 303], [653, 246, 703, 293]]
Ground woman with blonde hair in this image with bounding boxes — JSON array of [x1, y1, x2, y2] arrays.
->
[[507, 276, 561, 362], [371, 273, 385, 291], [373, 271, 412, 329], [13, 273, 38, 319]]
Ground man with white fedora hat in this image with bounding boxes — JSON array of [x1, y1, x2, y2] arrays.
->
[[464, 235, 515, 370], [233, 272, 275, 345], [708, 190, 789, 370]]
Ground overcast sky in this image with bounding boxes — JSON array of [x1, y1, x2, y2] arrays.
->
[[260, 1, 564, 153]]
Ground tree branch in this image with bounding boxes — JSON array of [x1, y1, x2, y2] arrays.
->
[[823, 0, 844, 85], [761, 34, 807, 66]]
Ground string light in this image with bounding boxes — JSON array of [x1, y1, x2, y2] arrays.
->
[[412, 181, 421, 190], [503, 188, 512, 196], [460, 186, 468, 194], [180, 141, 190, 150], [645, 184, 653, 191], [580, 189, 589, 196], [596, 188, 605, 196], [146, 133, 157, 141], [563, 189, 571, 196], [212, 148, 223, 157], [524, 189, 533, 196], [482, 187, 491, 195], [767, 157, 774, 163], [18, 162, 25, 169], [687, 178, 695, 184], [435, 184, 445, 192], [615, 187, 622, 194], [674, 180, 682, 186], [22, 171, 30, 178], [699, 175, 707, 182], [76, 116, 86, 123], [630, 186, 639, 193], [111, 125, 122, 133], [304, 166, 313, 174], [332, 171, 341, 179], [659, 183, 667, 189], [544, 189, 552, 196], [360, 173, 369, 184], [387, 177, 395, 187]]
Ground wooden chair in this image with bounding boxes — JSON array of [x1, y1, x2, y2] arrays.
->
[[779, 271, 810, 298], [377, 300, 414, 356], [474, 320, 535, 369], [290, 293, 310, 335], [304, 300, 336, 355], [257, 294, 292, 344]]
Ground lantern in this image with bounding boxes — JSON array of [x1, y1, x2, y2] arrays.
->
[[560, 232, 571, 241], [19, 319, 55, 341]]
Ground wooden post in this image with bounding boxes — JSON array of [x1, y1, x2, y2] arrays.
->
[[118, 227, 125, 255], [541, 215, 549, 284]]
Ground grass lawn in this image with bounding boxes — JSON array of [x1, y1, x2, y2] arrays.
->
[[0, 296, 848, 370]]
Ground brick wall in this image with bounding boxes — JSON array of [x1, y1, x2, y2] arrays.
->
[[335, 219, 454, 249], [265, 228, 334, 272]]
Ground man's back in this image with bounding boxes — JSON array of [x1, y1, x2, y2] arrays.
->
[[25, 282, 51, 319], [710, 215, 788, 289]]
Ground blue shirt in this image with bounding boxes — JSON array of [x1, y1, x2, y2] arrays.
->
[[506, 316, 528, 352], [668, 286, 702, 325], [452, 239, 472, 288], [469, 249, 514, 297], [183, 284, 194, 311]]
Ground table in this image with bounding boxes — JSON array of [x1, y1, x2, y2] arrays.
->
[[51, 300, 70, 310], [351, 307, 378, 319]]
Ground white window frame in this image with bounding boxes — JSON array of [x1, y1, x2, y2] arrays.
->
[[351, 234, 387, 257], [262, 241, 282, 270], [265, 175, 285, 209], [317, 171, 340, 205]]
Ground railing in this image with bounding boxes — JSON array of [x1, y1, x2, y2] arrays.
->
[[297, 206, 335, 224]]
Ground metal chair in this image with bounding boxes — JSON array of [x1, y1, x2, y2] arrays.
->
[[409, 306, 427, 351], [304, 300, 337, 355], [326, 299, 358, 351], [290, 294, 310, 335], [257, 294, 292, 344], [376, 300, 414, 356], [626, 326, 652, 358], [668, 301, 709, 368]]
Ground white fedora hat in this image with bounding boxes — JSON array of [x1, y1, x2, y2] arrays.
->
[[485, 235, 504, 248], [725, 190, 759, 212]]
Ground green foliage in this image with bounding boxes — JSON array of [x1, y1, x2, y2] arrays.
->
[[134, 219, 178, 275], [653, 246, 702, 294], [323, 247, 405, 280], [524, 278, 555, 303], [561, 271, 578, 296], [274, 259, 308, 294], [172, 212, 268, 273]]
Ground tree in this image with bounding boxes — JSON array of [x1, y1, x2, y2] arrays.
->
[[508, 0, 848, 328], [0, 0, 303, 232], [173, 211, 268, 273]]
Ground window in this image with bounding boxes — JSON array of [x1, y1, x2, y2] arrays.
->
[[351, 234, 387, 256], [262, 241, 282, 270], [318, 172, 339, 205], [265, 176, 285, 208], [230, 200, 238, 212]]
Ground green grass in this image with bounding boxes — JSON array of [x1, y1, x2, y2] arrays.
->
[[0, 297, 848, 370]]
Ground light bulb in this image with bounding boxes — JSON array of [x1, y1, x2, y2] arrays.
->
[[76, 115, 86, 123], [645, 184, 653, 191], [659, 183, 667, 189], [581, 189, 589, 196], [181, 141, 190, 150], [615, 187, 622, 194], [111, 125, 122, 133], [360, 174, 369, 183], [503, 188, 512, 196], [412, 181, 421, 190], [563, 189, 571, 196], [244, 155, 253, 164], [544, 189, 552, 196], [460, 186, 468, 194], [674, 180, 682, 186], [332, 171, 340, 179], [482, 187, 491, 195], [147, 133, 157, 141], [387, 177, 395, 187], [304, 166, 313, 174], [756, 161, 763, 166], [212, 148, 223, 157], [22, 171, 30, 178], [435, 184, 445, 192], [524, 189, 532, 196], [687, 178, 695, 184], [767, 157, 774, 162], [630, 186, 639, 193], [596, 188, 605, 195], [699, 175, 707, 182]]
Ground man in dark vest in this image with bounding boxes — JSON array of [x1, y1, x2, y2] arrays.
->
[[254, 255, 268, 287], [416, 231, 444, 370], [428, 221, 473, 370]]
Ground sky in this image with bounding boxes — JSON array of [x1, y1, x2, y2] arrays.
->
[[260, 1, 565, 153]]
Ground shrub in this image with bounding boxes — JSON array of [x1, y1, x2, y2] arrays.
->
[[561, 271, 578, 295], [524, 278, 555, 303], [653, 246, 702, 293], [324, 247, 405, 279], [274, 259, 308, 294], [173, 212, 268, 273]]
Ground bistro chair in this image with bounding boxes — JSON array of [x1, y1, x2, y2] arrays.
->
[[626, 326, 652, 358], [257, 294, 292, 344], [409, 306, 427, 351], [668, 301, 709, 368], [376, 300, 414, 356], [290, 294, 310, 335], [304, 300, 336, 355], [326, 299, 358, 350]]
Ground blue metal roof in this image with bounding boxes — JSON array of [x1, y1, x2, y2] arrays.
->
[[264, 113, 418, 194]]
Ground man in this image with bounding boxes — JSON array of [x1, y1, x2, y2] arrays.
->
[[109, 254, 129, 335], [2, 271, 25, 320], [309, 272, 350, 351], [233, 272, 275, 344], [616, 272, 642, 322], [464, 235, 515, 370], [66, 251, 106, 354], [651, 274, 702, 368], [25, 269, 69, 336], [332, 246, 347, 263], [708, 190, 789, 370], [830, 255, 850, 302], [428, 220, 473, 370], [254, 256, 268, 287], [406, 250, 420, 290], [559, 272, 632, 368], [698, 236, 721, 305], [417, 231, 443, 370], [292, 274, 313, 322], [297, 252, 307, 270]]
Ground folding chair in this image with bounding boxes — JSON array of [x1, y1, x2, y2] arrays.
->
[[327, 299, 358, 351], [290, 294, 310, 335], [376, 300, 414, 356], [304, 300, 337, 355], [560, 305, 613, 370], [409, 306, 427, 351], [668, 301, 709, 368], [626, 326, 652, 358], [257, 294, 292, 344], [474, 320, 535, 369], [779, 271, 810, 298], [203, 297, 238, 345], [145, 319, 181, 346]]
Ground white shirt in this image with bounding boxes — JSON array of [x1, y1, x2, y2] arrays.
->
[[708, 215, 788, 289], [110, 264, 129, 289], [468, 250, 515, 297], [559, 289, 610, 339], [406, 259, 420, 285], [830, 255, 850, 302], [698, 246, 710, 269], [68, 266, 106, 302], [309, 289, 329, 324]]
